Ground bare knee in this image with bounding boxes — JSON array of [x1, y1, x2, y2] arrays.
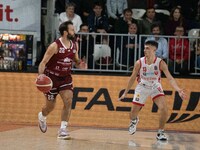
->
[[63, 98, 72, 108], [158, 104, 168, 114], [42, 102, 55, 114], [154, 97, 168, 113], [130, 105, 141, 119], [60, 90, 73, 108]]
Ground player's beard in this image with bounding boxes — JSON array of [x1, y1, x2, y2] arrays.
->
[[67, 34, 75, 41]]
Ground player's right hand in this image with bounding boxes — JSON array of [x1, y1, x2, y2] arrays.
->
[[178, 89, 187, 100]]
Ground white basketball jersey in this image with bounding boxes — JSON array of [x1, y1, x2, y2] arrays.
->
[[137, 57, 162, 86]]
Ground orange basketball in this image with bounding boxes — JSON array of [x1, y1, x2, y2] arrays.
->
[[35, 74, 53, 93]]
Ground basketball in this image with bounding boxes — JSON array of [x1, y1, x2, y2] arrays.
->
[[35, 74, 53, 93]]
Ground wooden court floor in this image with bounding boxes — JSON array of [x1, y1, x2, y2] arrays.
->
[[0, 124, 199, 150]]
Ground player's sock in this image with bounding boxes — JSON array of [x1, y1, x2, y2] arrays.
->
[[61, 121, 68, 129], [38, 112, 46, 121]]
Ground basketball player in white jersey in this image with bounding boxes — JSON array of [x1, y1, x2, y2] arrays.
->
[[119, 40, 186, 140]]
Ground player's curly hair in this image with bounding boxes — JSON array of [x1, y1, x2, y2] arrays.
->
[[59, 21, 73, 36]]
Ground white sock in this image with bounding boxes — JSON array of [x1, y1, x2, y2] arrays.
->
[[61, 121, 68, 129], [158, 129, 164, 133], [39, 112, 46, 121]]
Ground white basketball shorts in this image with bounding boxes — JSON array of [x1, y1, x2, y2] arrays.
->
[[132, 83, 165, 106]]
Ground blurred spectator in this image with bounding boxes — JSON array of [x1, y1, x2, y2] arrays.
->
[[146, 23, 168, 61], [106, 0, 128, 32], [164, 6, 187, 35], [116, 23, 138, 69], [55, 0, 82, 15], [170, 0, 199, 21], [114, 8, 139, 34], [139, 7, 163, 35], [87, 2, 109, 33], [168, 26, 189, 75], [78, 23, 95, 69], [59, 2, 83, 33], [78, 0, 107, 23]]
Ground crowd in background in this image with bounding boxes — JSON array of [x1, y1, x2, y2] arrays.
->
[[53, 0, 200, 75]]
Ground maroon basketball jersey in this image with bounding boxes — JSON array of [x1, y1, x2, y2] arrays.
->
[[45, 38, 77, 76]]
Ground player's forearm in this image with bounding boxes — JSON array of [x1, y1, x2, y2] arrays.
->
[[75, 58, 81, 67], [38, 63, 46, 75], [124, 76, 136, 95], [169, 79, 181, 92]]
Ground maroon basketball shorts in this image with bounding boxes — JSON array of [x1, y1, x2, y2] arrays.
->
[[44, 73, 73, 100]]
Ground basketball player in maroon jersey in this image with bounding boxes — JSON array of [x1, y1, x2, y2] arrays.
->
[[38, 21, 87, 139], [119, 40, 186, 141]]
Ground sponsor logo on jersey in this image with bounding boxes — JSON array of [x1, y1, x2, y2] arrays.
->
[[64, 57, 71, 63], [143, 67, 147, 72]]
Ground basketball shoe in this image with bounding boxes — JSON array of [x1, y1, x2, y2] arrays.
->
[[129, 117, 139, 134], [156, 129, 168, 140], [57, 128, 71, 140], [38, 112, 47, 133]]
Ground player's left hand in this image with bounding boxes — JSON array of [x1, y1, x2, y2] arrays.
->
[[178, 89, 187, 100], [77, 57, 88, 69]]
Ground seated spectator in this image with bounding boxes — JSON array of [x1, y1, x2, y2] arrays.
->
[[87, 2, 109, 34], [168, 26, 189, 75], [77, 0, 107, 23], [106, 0, 128, 32], [164, 6, 187, 35], [55, 0, 82, 15], [114, 8, 139, 34], [77, 23, 95, 69], [116, 23, 138, 69], [145, 23, 168, 61], [59, 2, 82, 33], [139, 7, 163, 35]]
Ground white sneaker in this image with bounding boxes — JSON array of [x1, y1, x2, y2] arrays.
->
[[129, 117, 139, 135], [156, 130, 168, 141], [38, 112, 47, 133], [57, 128, 71, 140]]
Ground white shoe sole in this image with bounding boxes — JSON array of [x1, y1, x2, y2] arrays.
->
[[38, 121, 47, 133], [57, 135, 71, 140]]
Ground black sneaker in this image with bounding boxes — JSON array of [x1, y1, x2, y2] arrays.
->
[[156, 130, 168, 140]]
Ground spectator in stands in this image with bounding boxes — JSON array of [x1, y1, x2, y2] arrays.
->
[[139, 7, 163, 35], [116, 23, 138, 69], [114, 8, 138, 34], [146, 23, 168, 62], [55, 0, 82, 15], [164, 6, 187, 35], [87, 2, 109, 34], [106, 0, 128, 32], [170, 0, 199, 21], [77, 0, 107, 23], [78, 23, 95, 69], [59, 2, 83, 33], [168, 26, 189, 75]]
